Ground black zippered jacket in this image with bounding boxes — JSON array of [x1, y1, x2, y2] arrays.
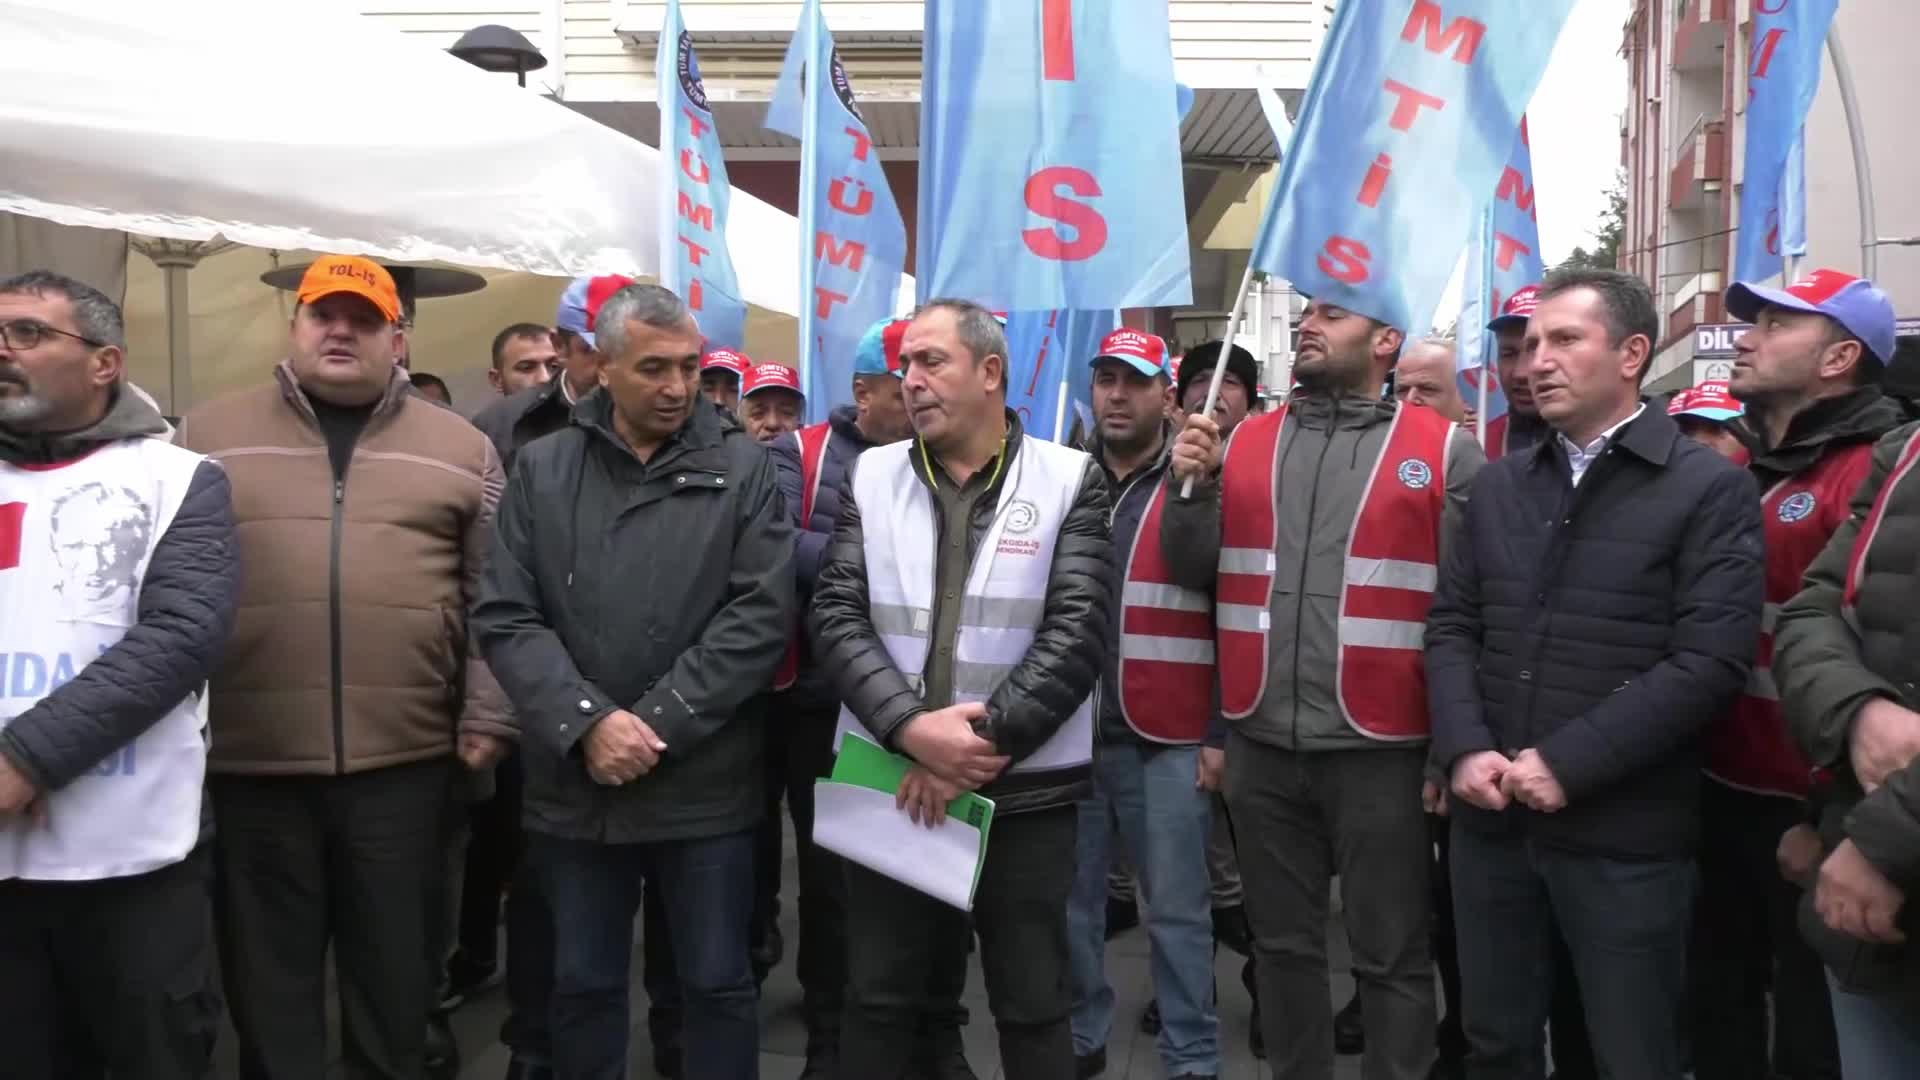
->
[[474, 393, 796, 843]]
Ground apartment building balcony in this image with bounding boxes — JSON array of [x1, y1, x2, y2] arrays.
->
[[1669, 113, 1727, 212], [1673, 0, 1730, 74], [1666, 268, 1726, 346]]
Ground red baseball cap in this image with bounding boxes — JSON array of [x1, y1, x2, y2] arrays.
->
[[701, 348, 749, 377], [1487, 284, 1542, 333], [1091, 329, 1171, 378], [1669, 379, 1743, 423], [742, 362, 803, 399]]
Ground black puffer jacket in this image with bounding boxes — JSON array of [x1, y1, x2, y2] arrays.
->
[[0, 387, 239, 834], [1426, 404, 1764, 858], [769, 404, 889, 711], [473, 393, 795, 843], [808, 410, 1114, 813], [470, 378, 579, 476]]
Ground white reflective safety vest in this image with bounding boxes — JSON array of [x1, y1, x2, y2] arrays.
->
[[834, 435, 1094, 773], [0, 438, 210, 881]]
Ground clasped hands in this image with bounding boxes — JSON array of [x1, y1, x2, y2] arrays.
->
[[1450, 747, 1566, 813], [894, 702, 1010, 828], [584, 708, 670, 785]]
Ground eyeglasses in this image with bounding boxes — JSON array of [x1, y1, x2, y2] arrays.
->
[[0, 319, 105, 351]]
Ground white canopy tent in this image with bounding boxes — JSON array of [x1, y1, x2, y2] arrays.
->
[[0, 0, 911, 411]]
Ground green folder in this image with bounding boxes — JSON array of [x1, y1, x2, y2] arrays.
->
[[830, 732, 996, 894]]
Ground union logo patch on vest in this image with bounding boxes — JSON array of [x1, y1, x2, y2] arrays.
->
[[1396, 458, 1433, 490], [1776, 491, 1816, 523]]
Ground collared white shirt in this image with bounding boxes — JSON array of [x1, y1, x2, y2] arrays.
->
[[1558, 403, 1645, 486]]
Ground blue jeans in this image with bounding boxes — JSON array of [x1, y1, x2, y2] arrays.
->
[[1828, 973, 1920, 1080], [1068, 742, 1220, 1075], [532, 829, 758, 1080]]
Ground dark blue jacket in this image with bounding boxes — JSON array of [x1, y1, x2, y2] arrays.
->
[[1425, 404, 1764, 858], [768, 404, 887, 711]]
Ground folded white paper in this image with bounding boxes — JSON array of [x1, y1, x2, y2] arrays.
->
[[812, 780, 986, 911]]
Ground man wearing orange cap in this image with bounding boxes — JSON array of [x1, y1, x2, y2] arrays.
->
[[178, 255, 512, 1079]]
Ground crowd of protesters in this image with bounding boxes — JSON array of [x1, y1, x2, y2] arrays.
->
[[3, 255, 1919, 1080]]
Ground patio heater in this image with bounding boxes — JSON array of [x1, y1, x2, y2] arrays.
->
[[448, 24, 548, 89]]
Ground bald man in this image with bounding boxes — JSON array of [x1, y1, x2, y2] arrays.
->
[[1393, 338, 1471, 425]]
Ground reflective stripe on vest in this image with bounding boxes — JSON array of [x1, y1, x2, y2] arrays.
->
[[0, 438, 209, 881], [774, 423, 834, 692], [832, 435, 1094, 773], [1844, 427, 1920, 618], [1711, 448, 1873, 798], [1215, 402, 1452, 739], [1116, 475, 1214, 743]]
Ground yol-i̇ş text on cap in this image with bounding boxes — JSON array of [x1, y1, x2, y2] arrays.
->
[[853, 317, 910, 377], [1724, 267, 1898, 366], [743, 362, 803, 399], [1091, 329, 1171, 378], [1668, 379, 1744, 423], [555, 275, 636, 349], [298, 255, 402, 323], [1486, 284, 1542, 334]]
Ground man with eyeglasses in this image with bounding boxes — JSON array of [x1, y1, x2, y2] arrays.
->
[[0, 270, 240, 1079]]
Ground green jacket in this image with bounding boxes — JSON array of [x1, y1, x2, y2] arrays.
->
[[1775, 419, 1920, 1011]]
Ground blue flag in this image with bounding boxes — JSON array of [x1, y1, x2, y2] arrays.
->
[[918, 0, 1191, 310], [1456, 118, 1545, 428], [657, 0, 747, 349], [767, 0, 908, 423], [1736, 0, 1835, 282], [1250, 0, 1573, 332], [1004, 309, 1120, 443]]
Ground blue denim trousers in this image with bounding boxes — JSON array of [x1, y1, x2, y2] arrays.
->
[[1827, 972, 1920, 1080], [531, 829, 758, 1080], [1067, 741, 1220, 1076]]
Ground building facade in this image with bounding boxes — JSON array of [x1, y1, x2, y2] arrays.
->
[[1621, 0, 1920, 393], [360, 0, 1321, 384]]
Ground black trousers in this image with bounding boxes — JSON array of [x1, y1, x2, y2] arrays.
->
[[457, 747, 522, 968], [1451, 821, 1694, 1080], [840, 804, 1077, 1080], [0, 846, 220, 1080], [211, 759, 454, 1080], [755, 693, 849, 1041], [1689, 781, 1841, 1080]]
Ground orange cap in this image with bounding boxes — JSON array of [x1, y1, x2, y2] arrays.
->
[[297, 255, 402, 323]]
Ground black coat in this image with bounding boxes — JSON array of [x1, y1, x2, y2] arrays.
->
[[1426, 404, 1764, 858], [469, 378, 578, 476], [807, 410, 1114, 813], [472, 394, 796, 843], [768, 404, 887, 711]]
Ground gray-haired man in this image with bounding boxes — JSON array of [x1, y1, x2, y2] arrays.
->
[[474, 284, 797, 1080]]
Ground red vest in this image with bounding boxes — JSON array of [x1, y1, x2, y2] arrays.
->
[[1116, 475, 1214, 742], [1708, 445, 1875, 798], [773, 423, 834, 691], [1484, 413, 1509, 461], [1845, 427, 1920, 614], [1215, 402, 1453, 738]]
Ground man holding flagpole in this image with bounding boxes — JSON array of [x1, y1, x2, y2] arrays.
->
[[1163, 299, 1484, 1080]]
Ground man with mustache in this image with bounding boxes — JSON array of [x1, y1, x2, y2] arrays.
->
[[1428, 268, 1763, 1079], [474, 283, 794, 1080], [0, 271, 238, 1080], [177, 255, 513, 1079], [1065, 329, 1220, 1080], [1163, 299, 1484, 1080], [810, 298, 1112, 1080]]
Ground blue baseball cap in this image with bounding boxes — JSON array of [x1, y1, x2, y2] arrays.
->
[[555, 274, 634, 348], [853, 317, 908, 377], [1725, 268, 1897, 365]]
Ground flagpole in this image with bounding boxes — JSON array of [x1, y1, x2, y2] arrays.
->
[[1052, 376, 1069, 443], [1826, 26, 1877, 279], [1473, 206, 1493, 449], [796, 1, 823, 409], [1180, 255, 1259, 498]]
